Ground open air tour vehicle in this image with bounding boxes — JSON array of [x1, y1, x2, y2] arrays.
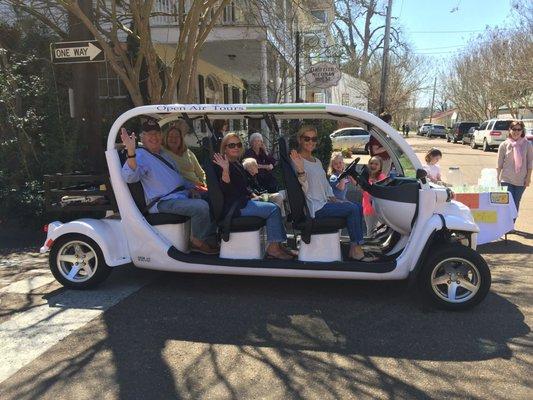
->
[[40, 103, 491, 310]]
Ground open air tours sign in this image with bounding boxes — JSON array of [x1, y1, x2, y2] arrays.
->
[[50, 40, 105, 64], [304, 61, 342, 89]]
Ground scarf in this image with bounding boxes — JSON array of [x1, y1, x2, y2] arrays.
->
[[507, 137, 528, 174]]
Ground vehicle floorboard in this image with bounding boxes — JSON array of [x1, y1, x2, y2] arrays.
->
[[167, 246, 397, 273]]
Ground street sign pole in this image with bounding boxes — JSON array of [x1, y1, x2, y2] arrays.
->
[[67, 0, 104, 174]]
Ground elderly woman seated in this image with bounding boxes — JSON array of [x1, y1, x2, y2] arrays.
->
[[243, 132, 279, 193], [242, 157, 286, 216], [213, 133, 294, 260]]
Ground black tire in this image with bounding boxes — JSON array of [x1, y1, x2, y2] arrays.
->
[[446, 135, 451, 142], [482, 139, 490, 152], [470, 138, 477, 149], [452, 136, 458, 144], [49, 233, 112, 289], [461, 138, 466, 145], [417, 244, 491, 310]]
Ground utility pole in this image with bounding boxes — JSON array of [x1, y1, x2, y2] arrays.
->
[[379, 0, 393, 114], [295, 30, 301, 102], [68, 0, 104, 173], [429, 76, 437, 123]]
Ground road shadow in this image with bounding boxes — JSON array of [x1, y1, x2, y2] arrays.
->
[[101, 274, 530, 399], [478, 238, 532, 255], [2, 267, 530, 400]]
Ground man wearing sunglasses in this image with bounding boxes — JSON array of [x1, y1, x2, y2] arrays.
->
[[120, 119, 219, 255]]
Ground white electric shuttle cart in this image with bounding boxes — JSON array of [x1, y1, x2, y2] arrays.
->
[[40, 104, 491, 310]]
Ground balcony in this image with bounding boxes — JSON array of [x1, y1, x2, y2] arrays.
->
[[150, 0, 294, 66]]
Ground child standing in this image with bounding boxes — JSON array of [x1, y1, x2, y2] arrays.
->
[[423, 148, 443, 183], [362, 156, 386, 235], [328, 152, 355, 201]]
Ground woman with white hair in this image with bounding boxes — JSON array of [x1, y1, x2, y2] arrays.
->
[[243, 132, 279, 192]]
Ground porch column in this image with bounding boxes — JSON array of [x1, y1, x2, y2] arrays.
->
[[274, 56, 281, 102], [260, 40, 268, 103], [283, 65, 290, 103]]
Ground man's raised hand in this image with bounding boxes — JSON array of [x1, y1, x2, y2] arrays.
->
[[120, 128, 136, 154]]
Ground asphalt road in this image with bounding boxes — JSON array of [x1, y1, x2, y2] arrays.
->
[[0, 136, 531, 399]]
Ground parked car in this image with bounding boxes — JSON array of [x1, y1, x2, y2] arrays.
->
[[470, 119, 513, 151], [522, 119, 533, 142], [447, 122, 479, 143], [427, 124, 447, 138], [461, 126, 477, 146], [330, 127, 370, 153], [418, 123, 432, 136]]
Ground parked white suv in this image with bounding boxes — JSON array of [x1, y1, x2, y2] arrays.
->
[[418, 123, 432, 135], [470, 119, 512, 151]]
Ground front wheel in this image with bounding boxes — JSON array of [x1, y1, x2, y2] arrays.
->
[[417, 244, 491, 310], [49, 234, 112, 289]]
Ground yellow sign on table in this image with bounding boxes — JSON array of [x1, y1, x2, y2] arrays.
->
[[490, 192, 509, 204], [471, 210, 498, 223]]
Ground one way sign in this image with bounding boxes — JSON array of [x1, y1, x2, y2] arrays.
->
[[50, 40, 106, 64]]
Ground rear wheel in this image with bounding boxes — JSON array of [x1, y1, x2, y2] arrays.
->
[[452, 135, 458, 144], [49, 234, 112, 289], [418, 244, 491, 310], [483, 139, 490, 152]]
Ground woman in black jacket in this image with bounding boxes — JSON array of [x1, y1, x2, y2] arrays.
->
[[212, 133, 293, 260]]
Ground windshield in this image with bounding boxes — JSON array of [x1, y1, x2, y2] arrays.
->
[[369, 129, 417, 178], [494, 120, 512, 130]]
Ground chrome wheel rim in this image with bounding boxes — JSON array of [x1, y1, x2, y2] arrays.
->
[[56, 240, 98, 283], [431, 257, 481, 303]]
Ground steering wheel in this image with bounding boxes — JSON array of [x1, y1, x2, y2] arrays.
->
[[337, 157, 360, 180], [337, 157, 372, 191]]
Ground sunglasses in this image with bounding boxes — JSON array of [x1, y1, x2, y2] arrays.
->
[[226, 142, 243, 149], [301, 135, 318, 142], [511, 127, 523, 131]]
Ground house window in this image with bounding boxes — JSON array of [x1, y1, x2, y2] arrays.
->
[[223, 1, 236, 24], [97, 63, 128, 99], [310, 10, 327, 23]]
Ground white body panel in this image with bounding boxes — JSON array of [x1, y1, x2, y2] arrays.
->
[[220, 229, 265, 260], [298, 232, 342, 262], [154, 221, 191, 253], [373, 199, 416, 236], [41, 218, 130, 266], [42, 103, 482, 282]]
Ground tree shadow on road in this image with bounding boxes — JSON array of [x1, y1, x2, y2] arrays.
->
[[1, 268, 530, 400]]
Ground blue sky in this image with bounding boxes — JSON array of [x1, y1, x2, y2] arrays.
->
[[394, 0, 514, 57], [391, 0, 516, 105]]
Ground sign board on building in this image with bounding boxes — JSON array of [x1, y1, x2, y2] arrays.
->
[[304, 62, 342, 89], [50, 40, 105, 64]]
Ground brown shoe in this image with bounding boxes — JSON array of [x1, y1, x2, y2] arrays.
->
[[190, 242, 219, 255], [266, 249, 294, 260]]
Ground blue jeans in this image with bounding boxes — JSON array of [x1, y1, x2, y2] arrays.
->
[[501, 182, 526, 212], [315, 201, 364, 245], [239, 200, 287, 243], [157, 198, 214, 241]]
